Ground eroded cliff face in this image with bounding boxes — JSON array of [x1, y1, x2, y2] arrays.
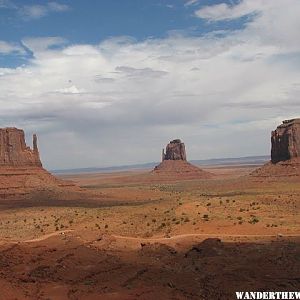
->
[[162, 139, 187, 161], [271, 119, 300, 163], [0, 128, 42, 167]]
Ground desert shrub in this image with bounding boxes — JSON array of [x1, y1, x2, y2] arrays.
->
[[248, 216, 259, 224]]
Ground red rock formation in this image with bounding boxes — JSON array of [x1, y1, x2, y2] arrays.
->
[[153, 139, 212, 180], [0, 128, 42, 167], [163, 139, 187, 161], [271, 119, 300, 163], [251, 119, 300, 178], [0, 127, 81, 200]]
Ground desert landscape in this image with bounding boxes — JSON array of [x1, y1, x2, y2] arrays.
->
[[1, 2, 300, 299], [0, 120, 299, 299]]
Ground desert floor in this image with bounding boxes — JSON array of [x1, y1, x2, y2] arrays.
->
[[0, 164, 299, 299]]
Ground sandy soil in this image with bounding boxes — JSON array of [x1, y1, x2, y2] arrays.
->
[[0, 164, 300, 299]]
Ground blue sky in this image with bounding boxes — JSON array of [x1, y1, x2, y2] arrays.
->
[[1, 0, 300, 169], [0, 0, 246, 67], [0, 1, 232, 39]]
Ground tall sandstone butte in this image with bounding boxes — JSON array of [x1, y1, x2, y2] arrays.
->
[[153, 139, 212, 179], [251, 118, 300, 177], [162, 139, 187, 161], [0, 128, 42, 167], [271, 119, 300, 163], [0, 127, 83, 200]]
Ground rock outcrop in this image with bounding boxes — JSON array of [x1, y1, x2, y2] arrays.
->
[[251, 119, 300, 178], [0, 127, 80, 201], [0, 128, 42, 167], [162, 139, 186, 161], [271, 119, 300, 163], [153, 139, 212, 180]]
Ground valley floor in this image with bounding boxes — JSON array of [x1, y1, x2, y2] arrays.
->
[[0, 165, 299, 299]]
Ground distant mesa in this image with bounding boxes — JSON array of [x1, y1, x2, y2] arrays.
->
[[252, 119, 300, 178], [0, 127, 79, 201], [153, 139, 212, 179]]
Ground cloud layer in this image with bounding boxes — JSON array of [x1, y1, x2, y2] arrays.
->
[[1, 1, 300, 169], [0, 1, 69, 20]]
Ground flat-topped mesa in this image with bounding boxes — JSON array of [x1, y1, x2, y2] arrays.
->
[[0, 127, 42, 167], [162, 139, 187, 161], [271, 118, 300, 163]]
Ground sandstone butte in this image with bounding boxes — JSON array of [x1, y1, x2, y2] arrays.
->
[[0, 127, 78, 201], [251, 118, 300, 177], [152, 139, 212, 179]]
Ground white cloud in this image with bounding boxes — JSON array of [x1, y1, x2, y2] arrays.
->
[[1, 1, 300, 169], [0, 0, 17, 9], [47, 2, 69, 12], [18, 1, 70, 20], [22, 36, 67, 53], [0, 41, 25, 55], [195, 1, 261, 21], [56, 85, 86, 95], [184, 0, 200, 7]]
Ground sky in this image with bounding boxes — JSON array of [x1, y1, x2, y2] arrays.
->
[[1, 0, 300, 169]]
